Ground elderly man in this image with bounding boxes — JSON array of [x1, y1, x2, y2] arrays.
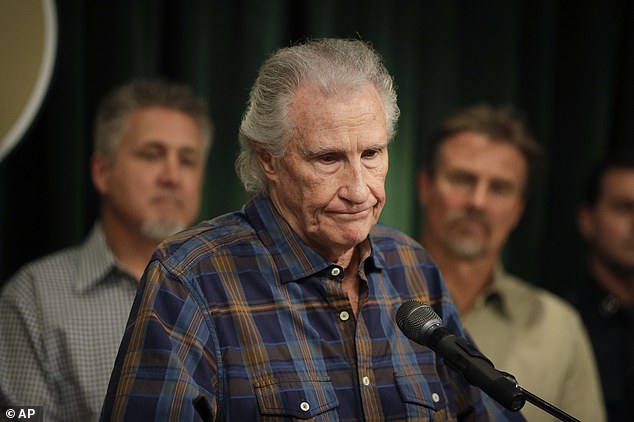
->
[[101, 39, 522, 421], [417, 104, 606, 421], [0, 80, 212, 422]]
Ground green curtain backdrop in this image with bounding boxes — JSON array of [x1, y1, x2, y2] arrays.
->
[[1, 0, 633, 297]]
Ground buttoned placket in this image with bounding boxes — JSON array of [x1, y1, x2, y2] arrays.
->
[[327, 263, 379, 417], [353, 268, 379, 417]]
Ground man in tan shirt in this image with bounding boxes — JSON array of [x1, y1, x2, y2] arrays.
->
[[417, 103, 606, 422]]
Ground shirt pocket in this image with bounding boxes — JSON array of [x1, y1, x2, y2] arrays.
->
[[394, 372, 452, 420], [253, 375, 339, 420]]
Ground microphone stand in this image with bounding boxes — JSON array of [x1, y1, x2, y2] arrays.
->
[[394, 301, 582, 422], [499, 372, 579, 422], [516, 385, 580, 422]]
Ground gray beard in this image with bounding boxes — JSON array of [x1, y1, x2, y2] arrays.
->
[[442, 210, 491, 259], [443, 236, 486, 259], [140, 220, 185, 242]]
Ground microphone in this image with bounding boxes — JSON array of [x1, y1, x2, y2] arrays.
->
[[396, 299, 525, 412]]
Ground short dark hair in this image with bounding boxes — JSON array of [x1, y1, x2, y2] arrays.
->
[[425, 103, 543, 197], [582, 151, 634, 206]]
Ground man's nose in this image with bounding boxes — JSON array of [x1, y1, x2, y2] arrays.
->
[[158, 156, 183, 185], [339, 163, 370, 203], [467, 181, 488, 209]]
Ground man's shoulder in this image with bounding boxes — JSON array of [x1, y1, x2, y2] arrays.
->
[[369, 224, 437, 265], [370, 224, 423, 250], [502, 273, 583, 325], [1, 245, 82, 302], [156, 211, 259, 268], [7, 245, 81, 282]]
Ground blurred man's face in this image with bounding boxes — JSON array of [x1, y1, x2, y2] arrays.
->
[[259, 83, 389, 262], [419, 132, 527, 260], [92, 106, 206, 241], [579, 168, 634, 273]]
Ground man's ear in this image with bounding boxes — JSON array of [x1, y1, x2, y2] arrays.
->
[[255, 148, 278, 181], [417, 169, 432, 207], [91, 153, 110, 195], [577, 204, 594, 240], [509, 197, 526, 230]]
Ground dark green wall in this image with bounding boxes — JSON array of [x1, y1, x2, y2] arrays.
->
[[1, 0, 633, 297]]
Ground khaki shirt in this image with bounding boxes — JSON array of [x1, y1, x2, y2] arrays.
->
[[462, 266, 606, 422]]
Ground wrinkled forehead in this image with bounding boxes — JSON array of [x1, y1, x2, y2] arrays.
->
[[288, 83, 387, 144], [440, 132, 526, 169]]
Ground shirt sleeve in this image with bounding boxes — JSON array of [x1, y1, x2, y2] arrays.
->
[[0, 270, 60, 422], [100, 260, 217, 421]]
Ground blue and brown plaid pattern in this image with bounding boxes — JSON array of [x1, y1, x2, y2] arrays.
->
[[101, 195, 524, 421]]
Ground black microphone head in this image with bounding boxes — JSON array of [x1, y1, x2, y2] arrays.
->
[[396, 300, 443, 345], [397, 300, 526, 412]]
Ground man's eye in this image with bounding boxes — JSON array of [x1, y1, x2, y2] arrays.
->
[[180, 155, 198, 167], [612, 201, 634, 214], [363, 149, 380, 159], [319, 155, 337, 163], [448, 173, 471, 185], [139, 150, 161, 160], [491, 183, 515, 196]]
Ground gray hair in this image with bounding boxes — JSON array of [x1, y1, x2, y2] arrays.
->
[[94, 79, 213, 163], [236, 38, 400, 193]]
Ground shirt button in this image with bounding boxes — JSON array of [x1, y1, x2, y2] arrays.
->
[[330, 267, 341, 277], [339, 311, 350, 321], [432, 392, 440, 403], [300, 401, 310, 412], [362, 376, 370, 386]]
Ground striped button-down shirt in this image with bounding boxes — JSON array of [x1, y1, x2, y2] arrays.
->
[[101, 195, 524, 421]]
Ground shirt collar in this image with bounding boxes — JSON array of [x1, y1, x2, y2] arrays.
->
[[76, 222, 133, 292], [244, 195, 383, 284], [586, 275, 634, 320], [474, 263, 513, 319]]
